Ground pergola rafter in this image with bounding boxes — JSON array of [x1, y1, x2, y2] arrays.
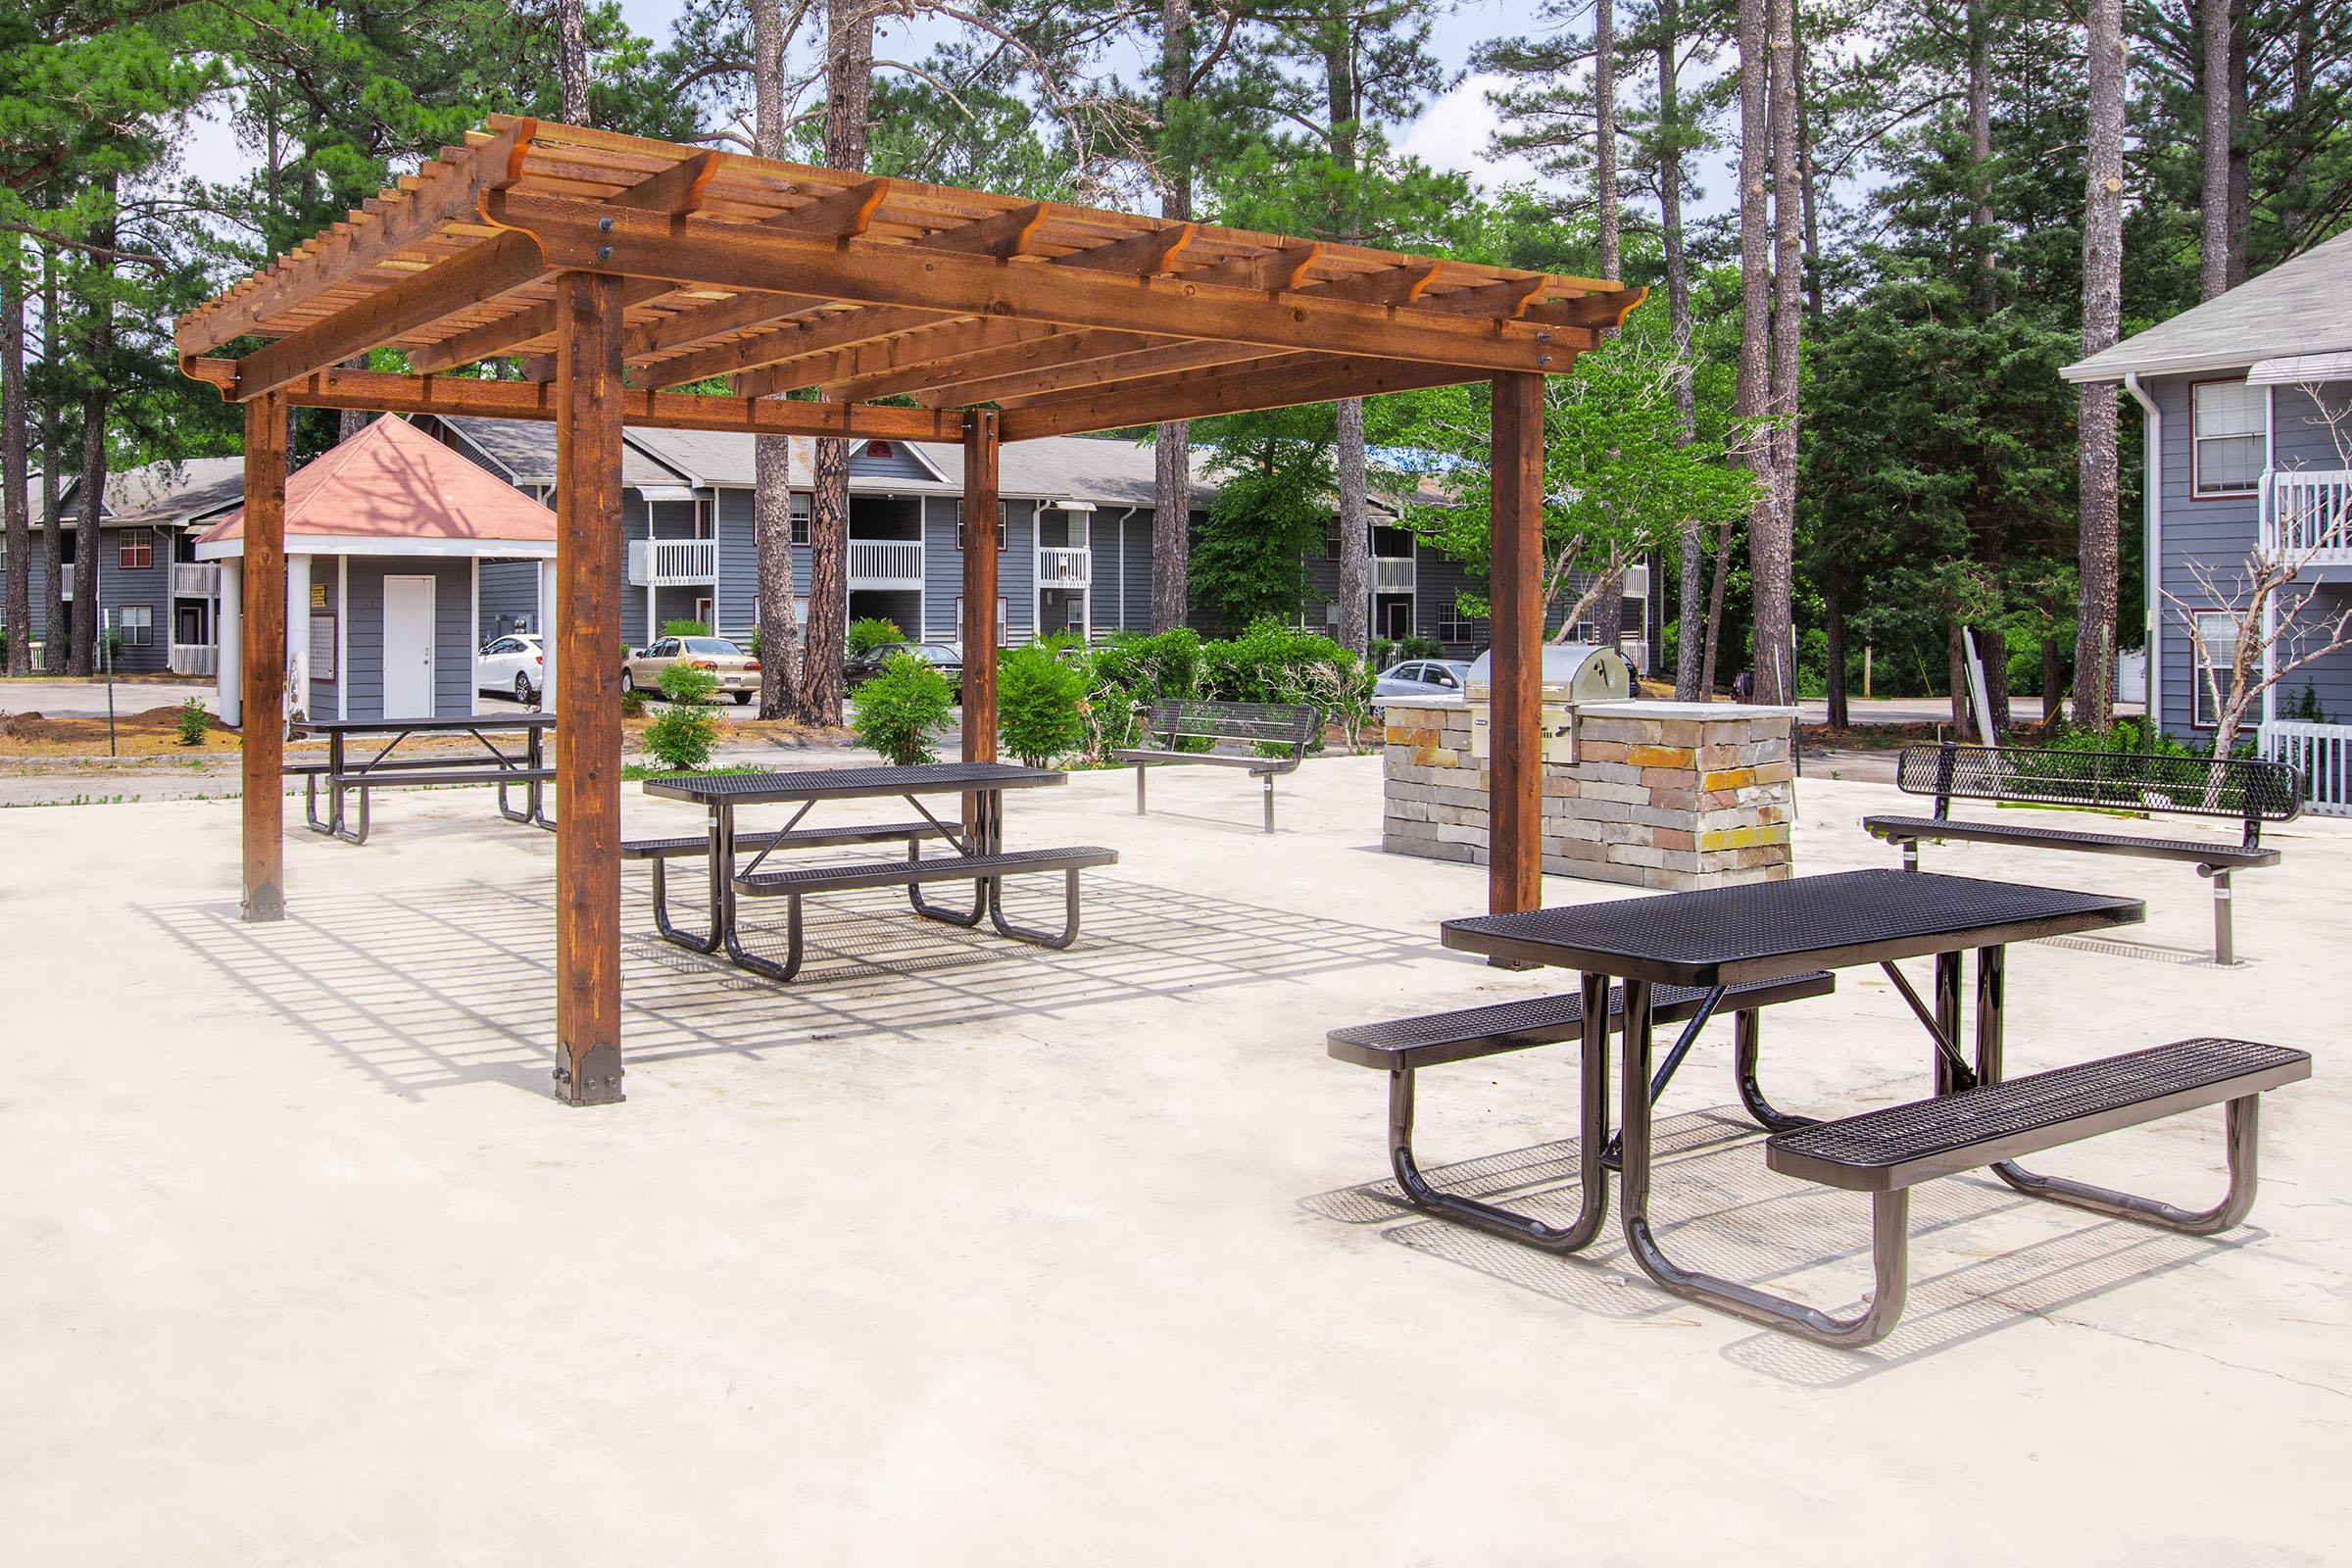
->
[[177, 117, 1640, 1107]]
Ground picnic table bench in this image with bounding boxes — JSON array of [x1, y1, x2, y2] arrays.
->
[[291, 714, 558, 845], [639, 763, 1116, 983], [1112, 700, 1318, 833], [1406, 870, 2311, 1347], [1863, 740, 2303, 962]]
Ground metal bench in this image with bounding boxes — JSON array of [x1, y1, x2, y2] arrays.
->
[[623, 820, 949, 951], [296, 759, 558, 845], [728, 844, 1117, 981], [1863, 741, 2302, 963], [1112, 700, 1318, 833], [1759, 1037, 2311, 1346], [1327, 971, 1836, 1250]]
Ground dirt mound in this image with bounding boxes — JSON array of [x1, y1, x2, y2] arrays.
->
[[0, 705, 238, 754]]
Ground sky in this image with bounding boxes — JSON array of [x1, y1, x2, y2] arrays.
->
[[171, 0, 1737, 231]]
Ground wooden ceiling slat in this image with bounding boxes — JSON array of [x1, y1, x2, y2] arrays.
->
[[732, 315, 1058, 399], [999, 355, 1480, 441], [931, 338, 1282, 409]]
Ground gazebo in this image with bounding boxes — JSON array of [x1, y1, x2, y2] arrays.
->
[[175, 117, 1642, 1106]]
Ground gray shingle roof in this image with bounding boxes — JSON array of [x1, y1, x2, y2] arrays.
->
[[2063, 227, 2352, 382], [437, 415, 695, 489]]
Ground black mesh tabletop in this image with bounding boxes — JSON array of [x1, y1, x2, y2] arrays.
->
[[641, 761, 1064, 806], [1442, 869, 2144, 986]]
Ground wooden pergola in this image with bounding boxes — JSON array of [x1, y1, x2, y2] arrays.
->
[[177, 117, 1641, 1105]]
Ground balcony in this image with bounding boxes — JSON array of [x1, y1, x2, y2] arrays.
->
[[172, 562, 220, 597], [2263, 469, 2352, 567], [2266, 721, 2352, 817], [626, 537, 717, 587], [849, 537, 923, 588], [1372, 556, 1415, 593], [1036, 546, 1090, 588], [170, 643, 217, 677]]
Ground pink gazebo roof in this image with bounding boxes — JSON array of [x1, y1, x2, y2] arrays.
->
[[200, 415, 557, 550]]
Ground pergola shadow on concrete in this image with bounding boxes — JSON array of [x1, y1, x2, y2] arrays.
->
[[177, 116, 1641, 1105]]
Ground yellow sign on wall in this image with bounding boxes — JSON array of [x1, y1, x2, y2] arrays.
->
[[311, 582, 327, 610]]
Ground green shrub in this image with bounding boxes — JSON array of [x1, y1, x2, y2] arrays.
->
[[643, 662, 720, 770], [175, 697, 209, 746], [1075, 627, 1206, 758], [1199, 618, 1370, 751], [1397, 634, 1441, 661], [847, 616, 905, 659], [851, 652, 955, 765], [620, 686, 648, 718], [999, 641, 1088, 766], [661, 618, 710, 639]]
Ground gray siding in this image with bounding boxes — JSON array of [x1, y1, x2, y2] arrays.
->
[[848, 442, 942, 484], [338, 557, 475, 719], [715, 489, 759, 642], [309, 563, 340, 719], [94, 528, 171, 673], [478, 560, 540, 638], [2149, 374, 2352, 737], [921, 496, 960, 639]]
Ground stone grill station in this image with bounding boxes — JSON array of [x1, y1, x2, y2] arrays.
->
[[1382, 648, 1796, 890]]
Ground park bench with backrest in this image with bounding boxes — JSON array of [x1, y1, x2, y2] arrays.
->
[[1112, 700, 1319, 833], [1862, 740, 2303, 963]]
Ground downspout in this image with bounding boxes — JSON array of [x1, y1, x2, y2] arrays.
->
[[2123, 371, 2159, 731]]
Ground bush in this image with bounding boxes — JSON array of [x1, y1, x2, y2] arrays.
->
[[643, 662, 720, 770], [1396, 634, 1441, 661], [851, 652, 955, 765], [1076, 627, 1205, 758], [999, 640, 1088, 766], [620, 686, 648, 718], [847, 616, 904, 659], [1200, 618, 1372, 750], [175, 697, 208, 746], [661, 618, 710, 639]]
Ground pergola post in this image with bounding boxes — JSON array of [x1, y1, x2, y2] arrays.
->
[[240, 393, 288, 922], [1488, 371, 1544, 917], [960, 408, 1001, 837], [553, 270, 626, 1106]]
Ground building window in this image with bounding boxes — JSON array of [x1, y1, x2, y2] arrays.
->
[[118, 528, 153, 569], [2189, 609, 2241, 727], [955, 501, 1008, 552], [951, 595, 1008, 647], [2191, 381, 2266, 497], [117, 604, 153, 647], [791, 498, 810, 547], [864, 440, 895, 459]]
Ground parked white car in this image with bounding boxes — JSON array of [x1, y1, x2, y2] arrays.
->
[[1373, 658, 1471, 706], [477, 633, 546, 705]]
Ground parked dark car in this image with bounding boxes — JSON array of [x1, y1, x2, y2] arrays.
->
[[845, 640, 964, 700]]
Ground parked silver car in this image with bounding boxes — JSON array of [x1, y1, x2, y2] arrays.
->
[[1373, 658, 1471, 705]]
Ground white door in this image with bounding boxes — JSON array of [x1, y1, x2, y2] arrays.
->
[[382, 574, 437, 717]]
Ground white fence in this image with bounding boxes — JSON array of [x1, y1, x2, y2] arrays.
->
[[170, 643, 218, 677], [2266, 720, 2352, 816], [2264, 470, 2352, 566], [1372, 556, 1416, 593], [1036, 546, 1090, 587], [848, 538, 923, 586], [172, 561, 220, 597], [626, 538, 717, 586]]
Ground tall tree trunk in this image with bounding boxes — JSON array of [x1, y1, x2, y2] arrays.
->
[[1824, 581, 1847, 727], [1727, 0, 1771, 700], [1151, 0, 1195, 633], [1593, 0, 1619, 287], [2, 244, 28, 676], [1334, 398, 1369, 655], [2198, 0, 2230, 299], [556, 0, 590, 122], [798, 0, 872, 723], [337, 358, 371, 441], [70, 177, 117, 678], [2225, 0, 2249, 290], [1659, 10, 1707, 701], [1748, 0, 1800, 707], [2074, 0, 2126, 729], [751, 0, 804, 719], [1966, 0, 1993, 296], [1948, 619, 1974, 740], [1791, 0, 1823, 324], [38, 245, 63, 673]]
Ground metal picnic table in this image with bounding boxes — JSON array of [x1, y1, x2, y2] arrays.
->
[[1439, 867, 2147, 1340], [639, 761, 1096, 979], [292, 713, 558, 845]]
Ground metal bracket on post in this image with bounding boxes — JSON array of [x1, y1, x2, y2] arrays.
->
[[555, 1041, 625, 1105]]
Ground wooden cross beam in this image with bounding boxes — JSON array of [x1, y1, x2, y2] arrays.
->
[[930, 337, 1278, 410], [919, 201, 1052, 258], [651, 305, 956, 395], [998, 354, 1478, 440], [827, 325, 1153, 403]]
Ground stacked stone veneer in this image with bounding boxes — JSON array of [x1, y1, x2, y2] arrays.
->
[[1382, 699, 1796, 889]]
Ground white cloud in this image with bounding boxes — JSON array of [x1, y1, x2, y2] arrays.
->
[[1395, 73, 1546, 194]]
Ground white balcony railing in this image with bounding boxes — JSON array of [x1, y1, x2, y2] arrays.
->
[[626, 537, 717, 586], [170, 643, 218, 677], [58, 564, 72, 600], [2263, 469, 2352, 566], [1036, 546, 1090, 587], [172, 561, 220, 597], [1372, 556, 1415, 593], [2265, 720, 2352, 816], [848, 538, 923, 587]]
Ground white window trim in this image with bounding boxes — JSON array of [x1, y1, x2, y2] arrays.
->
[[2190, 379, 2268, 499]]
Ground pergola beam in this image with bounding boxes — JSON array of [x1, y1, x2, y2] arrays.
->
[[488, 193, 1573, 376], [178, 357, 965, 441], [817, 322, 1131, 402], [651, 305, 954, 394], [1488, 370, 1545, 918], [997, 354, 1478, 440], [937, 337, 1278, 410], [238, 393, 288, 923]]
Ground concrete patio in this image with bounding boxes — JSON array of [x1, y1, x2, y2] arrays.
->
[[3, 757, 2347, 1563]]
